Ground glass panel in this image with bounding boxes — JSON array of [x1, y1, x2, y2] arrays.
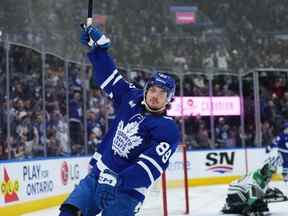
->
[[9, 44, 44, 159], [242, 73, 256, 147], [45, 54, 69, 156], [166, 72, 183, 144], [68, 62, 85, 155], [212, 74, 242, 149], [259, 70, 288, 148], [181, 74, 212, 150], [0, 41, 7, 159], [87, 64, 112, 155]]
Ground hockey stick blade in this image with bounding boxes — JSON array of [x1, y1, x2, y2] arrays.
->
[[264, 196, 288, 203]]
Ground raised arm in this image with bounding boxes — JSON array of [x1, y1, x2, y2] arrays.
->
[[80, 26, 138, 107]]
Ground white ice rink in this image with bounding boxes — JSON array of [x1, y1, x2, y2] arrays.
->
[[22, 181, 288, 216]]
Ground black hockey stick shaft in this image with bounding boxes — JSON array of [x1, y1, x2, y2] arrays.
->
[[84, 0, 94, 46], [87, 0, 93, 26], [80, 0, 93, 29]]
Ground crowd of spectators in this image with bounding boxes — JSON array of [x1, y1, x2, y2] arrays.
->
[[2, 1, 288, 69], [1, 44, 288, 160], [90, 0, 288, 70], [197, 0, 288, 69], [1, 1, 288, 160], [0, 44, 112, 160]]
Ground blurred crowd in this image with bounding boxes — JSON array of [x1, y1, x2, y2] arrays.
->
[[0, 45, 114, 160], [1, 44, 288, 160], [92, 0, 288, 70], [1, 1, 288, 160]]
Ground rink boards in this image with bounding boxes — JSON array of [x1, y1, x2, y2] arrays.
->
[[0, 148, 283, 215], [0, 157, 89, 215]]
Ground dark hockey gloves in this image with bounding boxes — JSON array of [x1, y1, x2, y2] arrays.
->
[[242, 199, 269, 216], [80, 26, 111, 49], [222, 193, 269, 216], [222, 200, 268, 216], [264, 187, 288, 203], [95, 169, 122, 210], [222, 187, 288, 215]]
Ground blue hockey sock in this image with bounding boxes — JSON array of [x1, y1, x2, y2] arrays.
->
[[59, 211, 75, 216], [59, 204, 81, 216]]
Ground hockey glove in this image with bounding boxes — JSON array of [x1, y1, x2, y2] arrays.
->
[[87, 26, 111, 49], [264, 187, 288, 203], [80, 26, 111, 49], [95, 169, 121, 210]]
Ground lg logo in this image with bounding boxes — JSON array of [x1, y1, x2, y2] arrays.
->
[[61, 161, 80, 186]]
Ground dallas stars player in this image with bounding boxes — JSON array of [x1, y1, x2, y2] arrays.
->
[[222, 161, 287, 216]]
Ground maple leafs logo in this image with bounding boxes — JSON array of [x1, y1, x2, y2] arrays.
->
[[112, 121, 143, 158]]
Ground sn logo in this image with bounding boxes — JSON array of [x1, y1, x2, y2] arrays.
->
[[205, 152, 235, 166]]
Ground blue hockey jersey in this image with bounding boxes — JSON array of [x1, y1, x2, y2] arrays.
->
[[272, 132, 288, 174], [87, 47, 180, 201]]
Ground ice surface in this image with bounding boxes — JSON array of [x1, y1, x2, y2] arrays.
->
[[22, 181, 288, 216]]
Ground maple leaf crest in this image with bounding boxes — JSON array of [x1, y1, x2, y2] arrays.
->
[[112, 121, 143, 158]]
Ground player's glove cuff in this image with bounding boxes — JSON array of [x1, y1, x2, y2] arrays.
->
[[87, 26, 111, 49]]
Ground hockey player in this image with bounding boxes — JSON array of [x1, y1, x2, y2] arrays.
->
[[222, 161, 287, 216], [222, 162, 273, 216], [58, 26, 180, 216], [266, 122, 288, 185]]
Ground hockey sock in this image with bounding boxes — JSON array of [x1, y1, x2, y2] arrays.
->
[[59, 211, 75, 216], [59, 204, 82, 216]]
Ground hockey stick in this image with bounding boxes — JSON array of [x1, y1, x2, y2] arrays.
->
[[87, 0, 93, 26], [264, 196, 288, 203], [81, 0, 94, 46], [87, 0, 94, 46], [263, 187, 288, 203]]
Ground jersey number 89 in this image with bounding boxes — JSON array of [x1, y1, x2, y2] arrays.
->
[[156, 142, 172, 163]]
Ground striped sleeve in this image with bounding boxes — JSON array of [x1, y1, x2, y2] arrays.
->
[[119, 145, 177, 189], [87, 47, 136, 106], [119, 120, 180, 189]]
